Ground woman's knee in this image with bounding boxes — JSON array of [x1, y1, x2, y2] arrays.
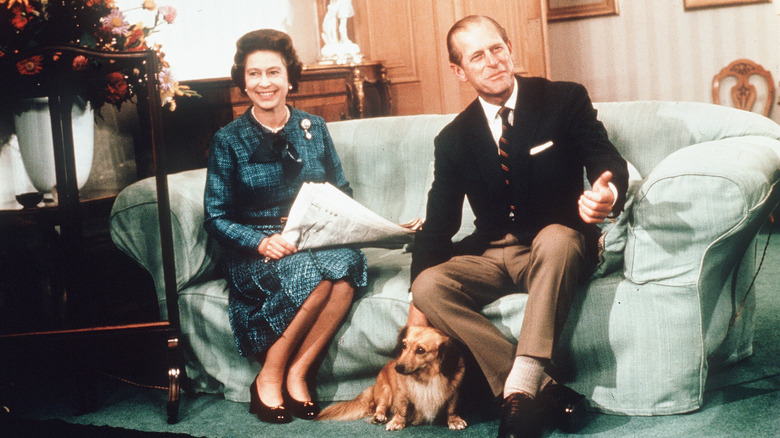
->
[[332, 279, 355, 303]]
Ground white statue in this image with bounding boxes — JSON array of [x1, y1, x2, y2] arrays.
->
[[336, 0, 354, 44], [321, 1, 339, 48], [320, 0, 361, 64]]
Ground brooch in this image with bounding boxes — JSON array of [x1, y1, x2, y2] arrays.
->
[[300, 118, 312, 140]]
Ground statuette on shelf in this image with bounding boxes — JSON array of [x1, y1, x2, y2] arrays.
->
[[320, 0, 362, 64]]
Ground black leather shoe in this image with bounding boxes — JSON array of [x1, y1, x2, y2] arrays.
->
[[497, 392, 543, 438], [249, 380, 292, 424], [537, 383, 588, 432], [283, 391, 320, 420]]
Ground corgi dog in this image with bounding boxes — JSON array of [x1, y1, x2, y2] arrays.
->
[[317, 326, 467, 431]]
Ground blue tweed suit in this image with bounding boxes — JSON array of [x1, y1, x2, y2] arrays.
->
[[204, 107, 366, 356]]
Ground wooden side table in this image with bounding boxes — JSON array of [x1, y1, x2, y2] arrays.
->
[[1, 46, 183, 423]]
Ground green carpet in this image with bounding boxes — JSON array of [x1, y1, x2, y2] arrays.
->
[[4, 227, 779, 437]]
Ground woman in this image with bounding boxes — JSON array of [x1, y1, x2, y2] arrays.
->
[[203, 29, 366, 424]]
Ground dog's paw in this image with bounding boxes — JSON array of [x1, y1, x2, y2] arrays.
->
[[371, 413, 387, 424], [385, 417, 406, 431], [447, 415, 468, 430]]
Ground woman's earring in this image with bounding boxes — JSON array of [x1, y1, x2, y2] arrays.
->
[[288, 85, 293, 90]]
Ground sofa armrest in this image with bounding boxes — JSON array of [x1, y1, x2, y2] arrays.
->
[[110, 168, 219, 318], [625, 136, 780, 286]]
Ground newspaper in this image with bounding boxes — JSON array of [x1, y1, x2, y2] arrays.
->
[[281, 182, 415, 250]]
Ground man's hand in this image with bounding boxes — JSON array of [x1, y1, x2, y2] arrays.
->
[[579, 171, 615, 224]]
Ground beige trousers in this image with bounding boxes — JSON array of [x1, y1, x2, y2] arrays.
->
[[411, 224, 586, 397]]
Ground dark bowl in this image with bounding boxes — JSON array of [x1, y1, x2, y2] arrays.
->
[[16, 192, 44, 209]]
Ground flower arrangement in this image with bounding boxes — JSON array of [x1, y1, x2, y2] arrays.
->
[[0, 0, 198, 111]]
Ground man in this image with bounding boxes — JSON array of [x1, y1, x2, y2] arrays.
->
[[408, 15, 628, 438]]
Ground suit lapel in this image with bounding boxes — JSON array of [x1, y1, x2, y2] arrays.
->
[[511, 76, 544, 152], [460, 100, 507, 198], [509, 76, 545, 211]]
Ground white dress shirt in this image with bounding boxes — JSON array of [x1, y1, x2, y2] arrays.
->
[[479, 78, 519, 150]]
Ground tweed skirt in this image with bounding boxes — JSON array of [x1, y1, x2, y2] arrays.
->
[[224, 247, 367, 357]]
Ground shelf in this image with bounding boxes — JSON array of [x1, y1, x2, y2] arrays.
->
[[0, 190, 117, 227]]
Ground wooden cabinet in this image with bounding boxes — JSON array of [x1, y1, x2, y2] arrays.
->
[[229, 61, 390, 121]]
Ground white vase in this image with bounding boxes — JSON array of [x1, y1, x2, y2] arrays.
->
[[13, 96, 94, 193]]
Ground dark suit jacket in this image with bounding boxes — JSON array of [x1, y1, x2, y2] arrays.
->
[[411, 76, 629, 281]]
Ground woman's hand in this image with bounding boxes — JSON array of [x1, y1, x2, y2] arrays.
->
[[258, 234, 298, 260], [400, 218, 424, 232]]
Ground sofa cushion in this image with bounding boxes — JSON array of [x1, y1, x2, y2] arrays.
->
[[625, 137, 780, 285], [327, 114, 455, 223], [110, 169, 219, 317], [594, 101, 780, 177]]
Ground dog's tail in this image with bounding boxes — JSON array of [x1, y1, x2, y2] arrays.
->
[[316, 386, 374, 421]]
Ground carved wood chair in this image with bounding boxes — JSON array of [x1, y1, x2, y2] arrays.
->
[[712, 59, 775, 117]]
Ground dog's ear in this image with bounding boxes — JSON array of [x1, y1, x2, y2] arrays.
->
[[393, 326, 408, 357], [438, 339, 463, 379]]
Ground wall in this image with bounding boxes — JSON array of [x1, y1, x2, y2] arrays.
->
[[117, 0, 321, 80], [547, 0, 780, 125]]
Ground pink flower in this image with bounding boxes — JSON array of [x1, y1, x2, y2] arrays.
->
[[158, 5, 176, 24], [158, 67, 174, 91], [101, 9, 129, 35]]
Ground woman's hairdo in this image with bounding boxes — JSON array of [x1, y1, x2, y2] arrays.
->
[[230, 29, 304, 93]]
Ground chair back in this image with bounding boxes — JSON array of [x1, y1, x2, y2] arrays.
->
[[712, 59, 775, 117]]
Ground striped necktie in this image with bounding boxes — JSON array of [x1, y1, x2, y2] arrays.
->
[[498, 107, 516, 219]]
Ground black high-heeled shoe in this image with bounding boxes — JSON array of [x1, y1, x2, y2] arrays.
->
[[283, 390, 320, 420], [249, 380, 292, 424]]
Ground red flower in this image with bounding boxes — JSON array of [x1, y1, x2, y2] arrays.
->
[[72, 55, 88, 71], [105, 71, 129, 103], [16, 55, 43, 75], [124, 26, 147, 50], [10, 3, 35, 30]]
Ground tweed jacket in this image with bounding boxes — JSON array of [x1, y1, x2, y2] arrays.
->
[[204, 107, 352, 253], [411, 76, 629, 281]]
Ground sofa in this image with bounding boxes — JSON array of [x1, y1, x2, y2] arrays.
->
[[109, 101, 780, 416]]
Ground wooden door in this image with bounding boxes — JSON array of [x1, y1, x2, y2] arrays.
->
[[341, 0, 549, 115]]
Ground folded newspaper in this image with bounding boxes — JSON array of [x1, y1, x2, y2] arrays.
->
[[281, 182, 415, 250]]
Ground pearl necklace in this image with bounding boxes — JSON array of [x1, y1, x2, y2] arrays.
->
[[252, 106, 290, 134]]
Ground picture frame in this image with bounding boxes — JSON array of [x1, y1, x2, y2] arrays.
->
[[547, 0, 620, 21], [683, 0, 770, 10]]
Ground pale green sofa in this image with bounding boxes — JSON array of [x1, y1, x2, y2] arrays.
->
[[109, 101, 780, 416]]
